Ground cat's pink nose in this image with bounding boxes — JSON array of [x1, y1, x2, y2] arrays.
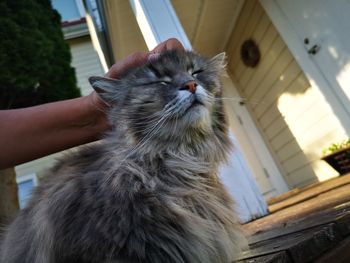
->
[[182, 80, 197, 94]]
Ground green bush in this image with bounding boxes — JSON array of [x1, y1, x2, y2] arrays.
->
[[0, 0, 80, 109]]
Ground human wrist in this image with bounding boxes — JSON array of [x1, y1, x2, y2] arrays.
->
[[80, 93, 111, 135]]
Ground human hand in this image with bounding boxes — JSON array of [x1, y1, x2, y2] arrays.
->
[[87, 38, 185, 131], [90, 38, 184, 108], [106, 38, 185, 79]]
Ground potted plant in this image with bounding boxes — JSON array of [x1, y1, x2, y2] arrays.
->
[[322, 139, 350, 175]]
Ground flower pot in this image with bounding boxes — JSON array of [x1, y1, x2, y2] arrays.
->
[[322, 146, 350, 175]]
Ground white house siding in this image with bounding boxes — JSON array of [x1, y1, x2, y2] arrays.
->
[[15, 153, 63, 179], [67, 35, 104, 96], [16, 35, 104, 179], [225, 0, 346, 188]]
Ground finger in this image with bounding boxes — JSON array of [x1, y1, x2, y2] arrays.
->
[[151, 38, 185, 54], [106, 51, 149, 79]]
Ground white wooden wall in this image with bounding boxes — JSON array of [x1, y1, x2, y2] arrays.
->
[[226, 0, 347, 188], [68, 36, 105, 96]]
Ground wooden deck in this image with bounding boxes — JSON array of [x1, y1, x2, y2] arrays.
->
[[236, 174, 350, 262]]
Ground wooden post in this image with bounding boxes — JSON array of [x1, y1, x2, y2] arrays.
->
[[0, 167, 19, 225]]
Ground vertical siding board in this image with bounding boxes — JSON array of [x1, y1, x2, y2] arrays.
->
[[255, 61, 301, 118], [270, 128, 295, 151], [238, 15, 271, 87], [251, 48, 294, 104], [227, 0, 256, 68], [287, 165, 318, 188], [277, 140, 303, 163], [283, 153, 314, 174], [243, 33, 282, 97], [263, 74, 308, 138], [264, 114, 285, 139], [69, 37, 104, 96], [233, 4, 265, 77]]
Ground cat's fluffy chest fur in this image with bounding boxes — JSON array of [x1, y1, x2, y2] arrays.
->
[[45, 138, 241, 262], [0, 50, 244, 263]]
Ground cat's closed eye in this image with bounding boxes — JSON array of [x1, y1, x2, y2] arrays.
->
[[159, 81, 170, 85], [145, 80, 170, 86], [192, 69, 204, 77]]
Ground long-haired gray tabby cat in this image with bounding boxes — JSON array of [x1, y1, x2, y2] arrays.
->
[[0, 50, 244, 262]]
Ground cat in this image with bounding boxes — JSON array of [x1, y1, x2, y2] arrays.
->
[[0, 49, 245, 263]]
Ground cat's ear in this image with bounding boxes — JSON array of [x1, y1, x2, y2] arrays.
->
[[209, 52, 227, 75], [89, 76, 123, 105]]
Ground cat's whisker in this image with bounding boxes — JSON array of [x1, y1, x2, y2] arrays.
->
[[138, 102, 178, 134], [118, 110, 173, 165], [208, 96, 263, 106]]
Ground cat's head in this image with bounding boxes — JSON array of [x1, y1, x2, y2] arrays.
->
[[89, 50, 229, 152]]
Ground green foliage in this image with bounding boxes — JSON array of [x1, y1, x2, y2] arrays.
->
[[0, 0, 80, 109], [323, 139, 350, 156]]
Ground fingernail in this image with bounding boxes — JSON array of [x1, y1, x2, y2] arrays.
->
[[148, 53, 159, 61]]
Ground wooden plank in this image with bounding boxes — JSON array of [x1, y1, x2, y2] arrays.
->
[[267, 188, 301, 205], [336, 210, 350, 236], [248, 203, 350, 244], [235, 251, 292, 263], [315, 235, 350, 263], [244, 184, 350, 236], [268, 174, 350, 205], [239, 223, 342, 261], [269, 174, 350, 213], [240, 178, 350, 262], [288, 223, 343, 263]]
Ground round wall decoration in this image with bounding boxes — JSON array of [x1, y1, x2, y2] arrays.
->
[[240, 39, 260, 68]]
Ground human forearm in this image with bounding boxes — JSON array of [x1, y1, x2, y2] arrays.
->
[[0, 38, 184, 169], [0, 93, 110, 169]]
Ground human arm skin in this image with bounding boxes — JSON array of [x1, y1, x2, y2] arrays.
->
[[0, 93, 109, 169], [0, 38, 184, 169]]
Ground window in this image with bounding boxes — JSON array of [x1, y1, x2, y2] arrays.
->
[[17, 174, 37, 209], [51, 0, 85, 22]]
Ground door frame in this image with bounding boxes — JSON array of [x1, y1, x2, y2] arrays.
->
[[222, 76, 289, 196], [260, 0, 350, 134]]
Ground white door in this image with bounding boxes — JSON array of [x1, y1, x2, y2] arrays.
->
[[262, 0, 350, 133], [220, 133, 268, 222], [222, 77, 289, 198]]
